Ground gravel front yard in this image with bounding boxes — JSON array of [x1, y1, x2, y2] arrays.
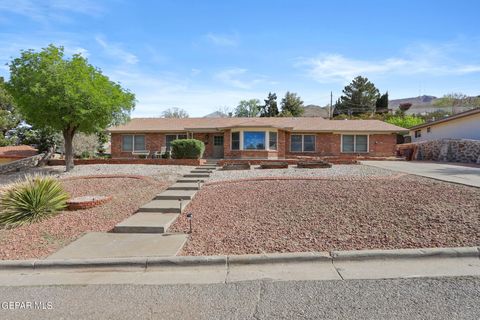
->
[[0, 164, 193, 189], [171, 175, 480, 255], [0, 165, 188, 260], [207, 164, 401, 182]]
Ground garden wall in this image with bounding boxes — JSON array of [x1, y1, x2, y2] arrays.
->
[[397, 139, 480, 163], [47, 158, 204, 166], [0, 153, 47, 174]]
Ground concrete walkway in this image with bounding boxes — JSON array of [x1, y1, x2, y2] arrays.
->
[[362, 160, 480, 187], [46, 162, 218, 260]]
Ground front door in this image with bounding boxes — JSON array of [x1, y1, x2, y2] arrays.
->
[[213, 135, 224, 158]]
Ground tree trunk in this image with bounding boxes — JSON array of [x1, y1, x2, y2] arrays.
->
[[63, 128, 76, 172]]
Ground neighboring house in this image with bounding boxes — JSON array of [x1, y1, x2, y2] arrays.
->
[[409, 108, 480, 142], [108, 117, 407, 159]]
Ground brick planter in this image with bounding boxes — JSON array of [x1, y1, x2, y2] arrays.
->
[[48, 158, 204, 166], [222, 163, 251, 170], [67, 195, 112, 210], [259, 161, 289, 169], [297, 160, 332, 169]]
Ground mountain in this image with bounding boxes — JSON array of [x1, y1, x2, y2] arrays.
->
[[301, 105, 330, 118], [389, 95, 437, 109], [388, 95, 478, 114]]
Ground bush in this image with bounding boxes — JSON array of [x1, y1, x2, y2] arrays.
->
[[385, 115, 425, 129], [80, 150, 91, 159], [170, 139, 205, 159], [161, 151, 171, 159], [0, 176, 69, 228]]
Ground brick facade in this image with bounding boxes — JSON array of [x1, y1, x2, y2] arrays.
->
[[111, 131, 398, 160]]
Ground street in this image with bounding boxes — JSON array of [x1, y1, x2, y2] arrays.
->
[[0, 277, 479, 319]]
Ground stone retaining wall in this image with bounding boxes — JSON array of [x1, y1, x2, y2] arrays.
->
[[397, 139, 480, 163], [0, 153, 47, 174]]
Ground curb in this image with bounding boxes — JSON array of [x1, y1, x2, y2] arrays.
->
[[0, 247, 478, 271], [330, 247, 480, 261]]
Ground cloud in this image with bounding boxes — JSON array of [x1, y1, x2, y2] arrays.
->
[[214, 68, 268, 89], [0, 0, 104, 23], [95, 35, 139, 65], [205, 32, 239, 47], [298, 43, 480, 83]]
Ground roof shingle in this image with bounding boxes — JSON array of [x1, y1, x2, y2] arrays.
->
[[108, 117, 407, 133]]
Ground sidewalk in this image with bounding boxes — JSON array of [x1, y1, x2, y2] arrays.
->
[[362, 160, 480, 187], [1, 248, 478, 286]]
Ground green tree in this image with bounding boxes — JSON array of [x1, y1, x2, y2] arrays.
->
[[375, 92, 389, 114], [260, 92, 279, 117], [162, 107, 189, 118], [234, 99, 261, 117], [385, 114, 424, 128], [335, 76, 380, 116], [0, 77, 21, 146], [280, 92, 304, 117], [7, 44, 135, 171], [9, 126, 61, 152], [434, 93, 480, 112]]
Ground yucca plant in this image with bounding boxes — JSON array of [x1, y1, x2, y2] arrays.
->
[[0, 175, 69, 228]]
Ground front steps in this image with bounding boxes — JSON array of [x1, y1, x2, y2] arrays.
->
[[47, 163, 217, 260]]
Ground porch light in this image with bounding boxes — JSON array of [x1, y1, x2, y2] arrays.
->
[[186, 212, 193, 234]]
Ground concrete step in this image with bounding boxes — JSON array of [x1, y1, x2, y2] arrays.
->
[[176, 178, 205, 183], [184, 173, 210, 178], [138, 199, 190, 213], [114, 212, 179, 233], [195, 167, 215, 170], [155, 189, 197, 200], [190, 170, 212, 174], [168, 183, 201, 191], [47, 232, 187, 259]]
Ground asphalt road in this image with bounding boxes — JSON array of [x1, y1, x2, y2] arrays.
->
[[0, 277, 479, 319]]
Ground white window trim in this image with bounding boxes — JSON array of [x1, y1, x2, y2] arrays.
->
[[230, 129, 278, 151], [340, 134, 369, 153], [289, 134, 316, 153], [121, 134, 146, 152]]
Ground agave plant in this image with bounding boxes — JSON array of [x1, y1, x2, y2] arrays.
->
[[0, 175, 69, 228]]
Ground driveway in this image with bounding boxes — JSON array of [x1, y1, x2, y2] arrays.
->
[[361, 161, 480, 187]]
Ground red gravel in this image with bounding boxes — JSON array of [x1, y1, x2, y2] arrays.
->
[[0, 176, 168, 260], [171, 176, 480, 255]]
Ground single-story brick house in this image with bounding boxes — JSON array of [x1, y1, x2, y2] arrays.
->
[[108, 117, 407, 159]]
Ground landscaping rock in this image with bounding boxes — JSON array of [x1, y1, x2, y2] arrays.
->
[[297, 160, 332, 169], [222, 163, 251, 170], [259, 162, 289, 169]]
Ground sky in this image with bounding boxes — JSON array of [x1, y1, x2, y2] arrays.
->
[[0, 0, 479, 117]]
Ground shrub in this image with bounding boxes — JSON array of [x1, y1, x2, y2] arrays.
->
[[0, 176, 69, 228], [385, 115, 425, 129], [80, 150, 91, 159], [170, 139, 205, 159], [161, 151, 171, 159]]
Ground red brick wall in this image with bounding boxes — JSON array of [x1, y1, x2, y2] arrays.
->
[[284, 132, 397, 158], [111, 131, 397, 159], [111, 133, 167, 158], [48, 158, 204, 166]]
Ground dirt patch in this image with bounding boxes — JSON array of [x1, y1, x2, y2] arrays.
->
[[171, 176, 480, 255], [0, 176, 169, 260]]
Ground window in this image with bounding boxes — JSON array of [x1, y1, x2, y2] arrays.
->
[[122, 135, 146, 152], [231, 132, 240, 150], [427, 127, 431, 133], [122, 135, 133, 152], [303, 135, 315, 152], [134, 135, 146, 151], [342, 135, 368, 153], [243, 131, 265, 150], [414, 130, 421, 138], [166, 134, 187, 150], [269, 132, 277, 150], [213, 135, 224, 146], [290, 134, 316, 152]]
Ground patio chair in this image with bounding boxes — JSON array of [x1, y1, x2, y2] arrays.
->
[[153, 147, 167, 158]]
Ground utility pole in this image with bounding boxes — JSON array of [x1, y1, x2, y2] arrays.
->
[[330, 91, 333, 119]]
